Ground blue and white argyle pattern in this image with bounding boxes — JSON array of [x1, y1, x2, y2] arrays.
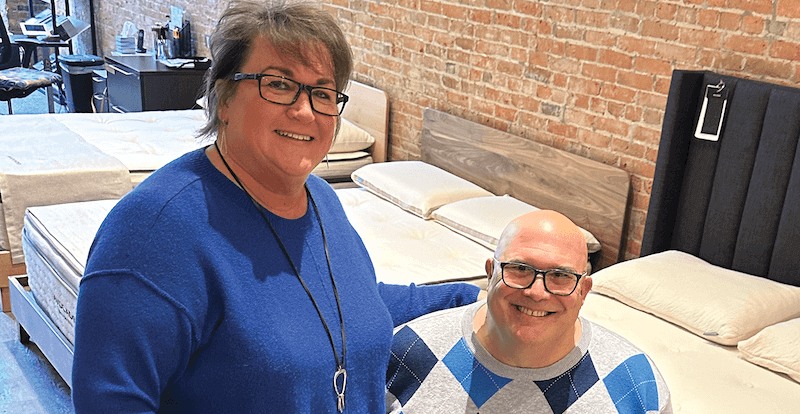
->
[[387, 323, 664, 414]]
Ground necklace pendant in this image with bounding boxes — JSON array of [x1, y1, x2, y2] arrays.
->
[[334, 366, 347, 412]]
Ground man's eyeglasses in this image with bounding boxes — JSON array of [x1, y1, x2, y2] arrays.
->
[[493, 258, 586, 296], [231, 73, 349, 116]]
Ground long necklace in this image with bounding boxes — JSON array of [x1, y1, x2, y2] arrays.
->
[[213, 142, 348, 412]]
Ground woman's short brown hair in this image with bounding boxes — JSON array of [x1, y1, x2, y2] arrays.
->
[[196, 0, 353, 140]]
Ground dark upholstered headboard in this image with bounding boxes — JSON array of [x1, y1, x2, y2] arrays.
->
[[642, 70, 800, 287]]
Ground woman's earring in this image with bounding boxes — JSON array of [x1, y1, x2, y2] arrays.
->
[[217, 121, 229, 155]]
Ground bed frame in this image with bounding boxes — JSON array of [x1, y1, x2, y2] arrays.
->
[[642, 70, 800, 287], [420, 107, 630, 270], [7, 101, 629, 389]]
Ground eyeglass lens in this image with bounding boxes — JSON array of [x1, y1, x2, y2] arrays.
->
[[258, 75, 345, 116], [501, 263, 578, 295]]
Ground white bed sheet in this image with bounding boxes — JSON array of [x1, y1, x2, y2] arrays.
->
[[581, 291, 800, 414], [337, 187, 491, 285]]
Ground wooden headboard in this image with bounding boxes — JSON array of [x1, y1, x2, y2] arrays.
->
[[342, 80, 389, 163], [642, 70, 800, 287], [420, 108, 630, 269]]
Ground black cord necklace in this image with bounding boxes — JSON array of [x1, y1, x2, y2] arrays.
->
[[213, 142, 348, 412]]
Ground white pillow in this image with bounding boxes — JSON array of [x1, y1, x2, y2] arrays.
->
[[430, 195, 601, 253], [738, 318, 800, 383], [330, 119, 375, 153], [351, 161, 493, 218], [591, 250, 800, 346]]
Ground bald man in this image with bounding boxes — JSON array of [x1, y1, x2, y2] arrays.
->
[[386, 210, 672, 414]]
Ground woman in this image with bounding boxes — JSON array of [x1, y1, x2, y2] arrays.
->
[[71, 1, 480, 412]]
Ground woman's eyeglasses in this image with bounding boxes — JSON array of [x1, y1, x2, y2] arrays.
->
[[232, 73, 349, 116]]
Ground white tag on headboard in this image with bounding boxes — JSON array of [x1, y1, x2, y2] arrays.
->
[[695, 81, 728, 141]]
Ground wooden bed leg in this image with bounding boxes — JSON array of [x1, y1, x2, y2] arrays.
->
[[1, 250, 28, 313]]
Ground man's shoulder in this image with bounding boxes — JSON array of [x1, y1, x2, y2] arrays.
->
[[394, 302, 475, 335]]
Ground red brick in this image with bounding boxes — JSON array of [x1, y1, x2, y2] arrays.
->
[[643, 107, 664, 126], [590, 96, 608, 114], [635, 56, 672, 76], [515, 0, 542, 15], [625, 105, 643, 122], [548, 121, 578, 139], [620, 156, 656, 179], [420, 0, 442, 14], [583, 63, 618, 82], [470, 9, 492, 24], [599, 49, 634, 69], [638, 91, 668, 110], [619, 36, 657, 56], [602, 83, 637, 103], [486, 0, 512, 11], [770, 41, 800, 61], [654, 41, 696, 63], [697, 9, 720, 27], [598, 117, 631, 136], [572, 94, 590, 110], [729, 0, 773, 14], [578, 128, 612, 147], [586, 30, 617, 47], [577, 9, 611, 28], [745, 57, 793, 78], [724, 34, 768, 54], [545, 4, 576, 23], [569, 76, 603, 95], [495, 105, 518, 122], [618, 70, 654, 91], [655, 2, 677, 19], [642, 20, 679, 41], [633, 125, 662, 145], [778, 0, 800, 18], [611, 14, 640, 32], [719, 12, 741, 31], [679, 27, 722, 48], [567, 44, 599, 61], [741, 14, 765, 34]]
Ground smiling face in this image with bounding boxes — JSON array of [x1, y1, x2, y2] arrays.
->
[[478, 210, 591, 368], [218, 36, 339, 185]]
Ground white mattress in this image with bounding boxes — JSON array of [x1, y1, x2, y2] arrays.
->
[[20, 187, 491, 344], [0, 110, 374, 254], [21, 199, 117, 345], [581, 291, 800, 414]]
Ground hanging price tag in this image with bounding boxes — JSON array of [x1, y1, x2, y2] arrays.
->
[[695, 81, 728, 141]]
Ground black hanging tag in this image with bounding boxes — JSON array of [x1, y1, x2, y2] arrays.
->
[[695, 80, 728, 141]]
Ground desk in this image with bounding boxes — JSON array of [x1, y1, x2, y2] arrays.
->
[[10, 35, 69, 113], [105, 55, 206, 112]]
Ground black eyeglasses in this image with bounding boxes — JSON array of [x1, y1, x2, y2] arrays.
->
[[231, 73, 349, 116], [493, 258, 586, 296]]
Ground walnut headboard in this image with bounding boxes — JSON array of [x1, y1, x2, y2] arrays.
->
[[642, 70, 800, 287], [420, 108, 630, 270]]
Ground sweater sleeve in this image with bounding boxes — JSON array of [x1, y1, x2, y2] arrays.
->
[[72, 270, 196, 413], [378, 282, 481, 327]]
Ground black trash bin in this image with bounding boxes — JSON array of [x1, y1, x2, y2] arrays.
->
[[59, 54, 105, 113]]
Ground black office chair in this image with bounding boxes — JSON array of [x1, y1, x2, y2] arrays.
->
[[0, 17, 62, 114]]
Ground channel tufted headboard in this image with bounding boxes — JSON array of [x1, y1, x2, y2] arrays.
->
[[642, 70, 800, 287]]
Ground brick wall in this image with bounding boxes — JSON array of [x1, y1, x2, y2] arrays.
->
[[84, 0, 800, 262], [326, 0, 800, 261]]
